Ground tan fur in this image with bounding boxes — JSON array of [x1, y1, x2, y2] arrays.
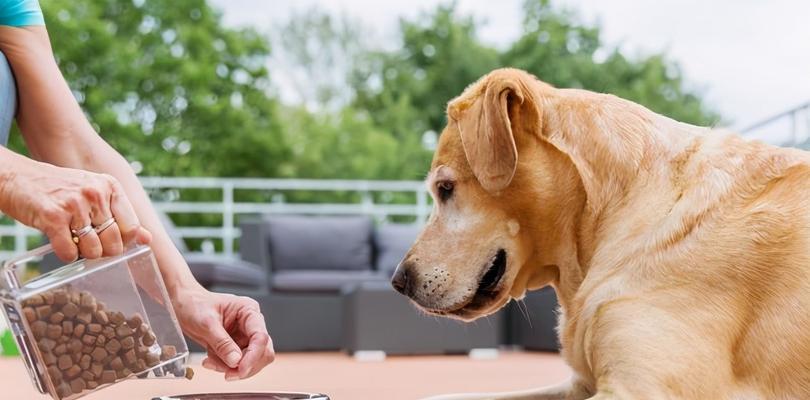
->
[[397, 68, 810, 400]]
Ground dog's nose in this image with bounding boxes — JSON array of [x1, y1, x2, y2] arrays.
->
[[391, 263, 413, 296]]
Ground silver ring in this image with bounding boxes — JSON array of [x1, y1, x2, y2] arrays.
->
[[71, 224, 94, 244], [94, 217, 116, 234]]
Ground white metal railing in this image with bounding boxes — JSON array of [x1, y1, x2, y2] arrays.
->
[[740, 101, 810, 148], [0, 177, 430, 260]]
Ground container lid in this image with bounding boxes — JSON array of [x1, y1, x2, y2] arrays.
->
[[5, 245, 151, 299], [152, 393, 330, 400]]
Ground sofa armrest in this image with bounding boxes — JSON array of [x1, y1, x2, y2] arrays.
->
[[239, 218, 270, 270]]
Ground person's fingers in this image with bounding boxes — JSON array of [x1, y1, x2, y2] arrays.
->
[[87, 186, 123, 257], [236, 309, 274, 379], [202, 351, 233, 373], [203, 317, 243, 370], [106, 175, 142, 244], [68, 197, 103, 259], [47, 224, 78, 262]]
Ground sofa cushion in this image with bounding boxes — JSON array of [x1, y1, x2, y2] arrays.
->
[[272, 270, 387, 292], [374, 224, 421, 275], [265, 215, 374, 271], [184, 254, 267, 290]]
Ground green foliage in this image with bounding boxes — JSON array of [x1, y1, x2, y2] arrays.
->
[[350, 0, 720, 166], [37, 0, 287, 177], [16, 0, 719, 183]]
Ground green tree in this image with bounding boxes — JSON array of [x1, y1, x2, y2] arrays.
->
[[26, 0, 288, 177]]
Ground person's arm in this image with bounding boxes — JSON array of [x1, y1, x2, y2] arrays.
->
[[0, 25, 273, 379], [0, 25, 198, 296]]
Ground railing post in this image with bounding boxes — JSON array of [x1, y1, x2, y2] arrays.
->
[[14, 220, 26, 253], [223, 182, 234, 259], [416, 187, 429, 224]]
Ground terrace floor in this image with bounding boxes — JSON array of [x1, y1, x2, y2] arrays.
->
[[1, 351, 571, 400]]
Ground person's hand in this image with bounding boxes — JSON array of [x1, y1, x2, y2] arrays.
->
[[172, 286, 275, 380], [0, 158, 151, 261]]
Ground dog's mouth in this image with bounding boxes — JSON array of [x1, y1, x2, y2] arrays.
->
[[432, 249, 508, 319]]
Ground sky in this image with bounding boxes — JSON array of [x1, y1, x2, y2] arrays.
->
[[209, 0, 810, 141]]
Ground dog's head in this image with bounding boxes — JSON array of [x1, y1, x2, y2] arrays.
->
[[392, 68, 576, 321]]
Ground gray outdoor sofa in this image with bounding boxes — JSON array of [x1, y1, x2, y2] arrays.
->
[[239, 215, 505, 354]]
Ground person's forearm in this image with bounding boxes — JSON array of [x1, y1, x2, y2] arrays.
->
[[81, 141, 203, 295], [0, 25, 202, 296]]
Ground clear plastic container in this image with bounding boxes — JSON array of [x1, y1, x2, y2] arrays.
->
[[0, 245, 190, 400]]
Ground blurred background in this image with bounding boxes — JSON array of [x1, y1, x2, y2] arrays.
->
[[1, 0, 809, 398]]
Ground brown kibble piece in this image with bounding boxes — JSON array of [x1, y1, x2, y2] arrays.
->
[[100, 370, 116, 384], [91, 347, 108, 362], [54, 290, 68, 306], [105, 338, 121, 354], [31, 320, 47, 339], [48, 365, 62, 383], [42, 291, 54, 305], [81, 334, 96, 346], [49, 311, 65, 324], [102, 326, 115, 339], [137, 323, 149, 337], [73, 323, 85, 338], [81, 370, 94, 382], [42, 351, 57, 366], [82, 345, 94, 354], [142, 332, 156, 346], [160, 345, 177, 361], [70, 377, 86, 394], [135, 345, 149, 358], [76, 311, 92, 325], [62, 302, 79, 319], [127, 313, 143, 329], [65, 364, 81, 379], [22, 307, 36, 323], [79, 291, 96, 311], [26, 294, 44, 306], [116, 368, 131, 379], [57, 354, 73, 370], [90, 363, 103, 378], [57, 382, 72, 398], [96, 334, 107, 347], [145, 352, 160, 367], [46, 325, 62, 340], [121, 336, 135, 350], [53, 343, 67, 356], [97, 301, 106, 311], [62, 321, 74, 336], [87, 323, 102, 334], [110, 357, 124, 371], [115, 324, 133, 338], [87, 380, 99, 390], [184, 367, 194, 380], [38, 338, 56, 352], [35, 305, 52, 320], [67, 338, 82, 354], [94, 310, 109, 325], [135, 359, 147, 373], [123, 349, 137, 366], [109, 311, 125, 326], [80, 354, 91, 370]]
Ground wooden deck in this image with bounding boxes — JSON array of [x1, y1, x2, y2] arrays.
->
[[0, 351, 571, 399]]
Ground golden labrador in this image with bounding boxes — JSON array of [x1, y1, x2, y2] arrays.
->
[[391, 68, 810, 400]]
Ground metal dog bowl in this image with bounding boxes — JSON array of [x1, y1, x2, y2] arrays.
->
[[152, 393, 329, 400]]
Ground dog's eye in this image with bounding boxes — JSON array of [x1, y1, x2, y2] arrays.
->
[[437, 180, 454, 202]]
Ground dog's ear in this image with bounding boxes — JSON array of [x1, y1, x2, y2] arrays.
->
[[450, 74, 525, 193]]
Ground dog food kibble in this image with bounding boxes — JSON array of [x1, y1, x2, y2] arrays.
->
[[21, 288, 180, 399]]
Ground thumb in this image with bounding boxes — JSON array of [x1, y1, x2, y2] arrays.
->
[[207, 323, 243, 369]]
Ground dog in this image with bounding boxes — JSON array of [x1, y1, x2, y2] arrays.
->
[[391, 68, 810, 400]]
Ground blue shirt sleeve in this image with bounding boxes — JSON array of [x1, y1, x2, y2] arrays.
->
[[0, 0, 44, 27]]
